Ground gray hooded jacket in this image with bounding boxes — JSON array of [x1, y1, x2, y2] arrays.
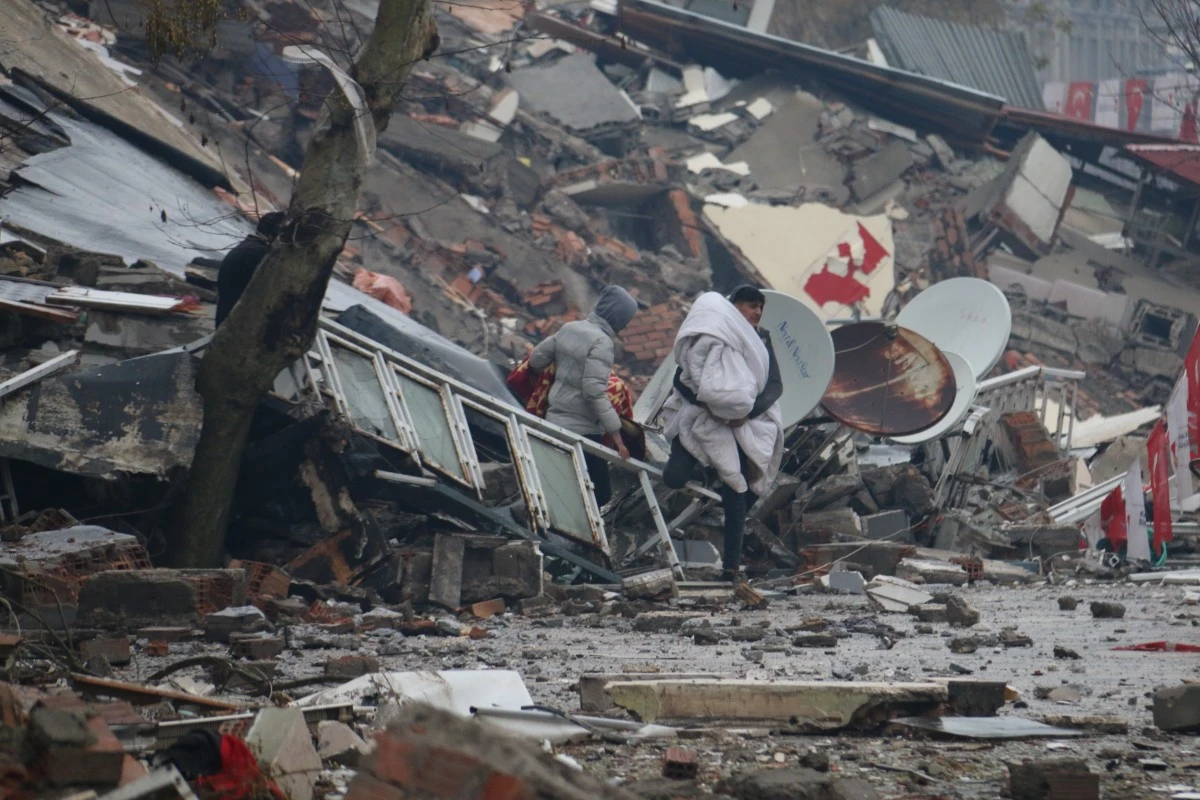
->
[[529, 286, 638, 436]]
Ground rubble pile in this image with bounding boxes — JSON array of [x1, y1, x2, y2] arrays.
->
[[0, 0, 1199, 797]]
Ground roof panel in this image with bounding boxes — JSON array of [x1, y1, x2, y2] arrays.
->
[[1125, 144, 1200, 188], [869, 6, 1044, 110]]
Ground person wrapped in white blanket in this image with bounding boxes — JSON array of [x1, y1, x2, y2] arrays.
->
[[661, 287, 784, 581]]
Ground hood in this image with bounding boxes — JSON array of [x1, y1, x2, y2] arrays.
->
[[591, 285, 638, 333]]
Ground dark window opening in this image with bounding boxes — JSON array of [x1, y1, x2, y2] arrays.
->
[[1139, 312, 1174, 344]]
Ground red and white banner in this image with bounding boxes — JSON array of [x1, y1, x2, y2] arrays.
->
[[1166, 378, 1191, 507], [1090, 460, 1150, 561], [1147, 420, 1174, 554], [1125, 460, 1151, 563]]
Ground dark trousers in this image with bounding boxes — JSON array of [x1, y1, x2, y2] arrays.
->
[[584, 435, 613, 508], [662, 437, 757, 573]]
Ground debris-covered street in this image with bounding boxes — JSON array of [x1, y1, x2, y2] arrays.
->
[[0, 0, 1199, 797]]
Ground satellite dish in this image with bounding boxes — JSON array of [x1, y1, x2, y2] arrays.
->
[[634, 291, 835, 429], [822, 322, 956, 436], [890, 351, 978, 444], [896, 278, 1012, 380], [634, 351, 677, 426], [760, 290, 835, 429]]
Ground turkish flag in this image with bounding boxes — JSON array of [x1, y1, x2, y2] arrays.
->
[[1148, 419, 1174, 553], [1125, 79, 1148, 130], [1065, 82, 1094, 120]]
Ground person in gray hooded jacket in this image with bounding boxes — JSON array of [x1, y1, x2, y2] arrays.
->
[[529, 285, 638, 506]]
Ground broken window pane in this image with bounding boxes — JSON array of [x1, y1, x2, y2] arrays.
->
[[526, 435, 595, 545], [393, 370, 466, 482], [329, 346, 398, 443]]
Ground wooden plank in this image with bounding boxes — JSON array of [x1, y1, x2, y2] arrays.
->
[[70, 674, 244, 711], [0, 350, 79, 400], [429, 533, 466, 610]]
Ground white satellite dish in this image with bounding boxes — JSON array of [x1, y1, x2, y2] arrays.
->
[[890, 351, 978, 445], [633, 290, 835, 430], [634, 350, 677, 425], [896, 278, 1012, 380], [760, 290, 835, 429]]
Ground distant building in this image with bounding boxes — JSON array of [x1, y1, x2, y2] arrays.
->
[[1010, 0, 1169, 84]]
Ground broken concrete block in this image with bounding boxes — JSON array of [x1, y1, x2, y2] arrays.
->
[[946, 680, 1007, 717], [30, 707, 125, 787], [1006, 758, 1099, 800], [325, 655, 381, 679], [246, 708, 322, 800], [461, 539, 543, 604], [717, 767, 878, 800], [946, 595, 980, 627], [78, 569, 247, 628], [1090, 601, 1125, 619], [896, 558, 968, 586], [203, 605, 269, 643], [79, 636, 131, 666], [866, 576, 933, 613], [317, 720, 370, 766], [861, 509, 910, 542], [792, 634, 838, 648], [798, 509, 861, 543], [517, 594, 556, 617], [914, 604, 948, 623], [1043, 714, 1128, 734], [229, 635, 285, 661], [821, 571, 866, 595], [623, 568, 678, 600], [430, 533, 466, 610], [604, 679, 947, 727], [1153, 685, 1200, 732], [579, 672, 732, 712]]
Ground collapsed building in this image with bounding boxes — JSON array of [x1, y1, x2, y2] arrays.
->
[[0, 0, 1199, 796]]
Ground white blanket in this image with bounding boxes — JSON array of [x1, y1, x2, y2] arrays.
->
[[662, 292, 783, 495]]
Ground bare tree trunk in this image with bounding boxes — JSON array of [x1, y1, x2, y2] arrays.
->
[[164, 0, 438, 567]]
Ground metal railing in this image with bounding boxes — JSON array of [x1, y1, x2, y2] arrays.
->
[[932, 365, 1086, 510], [276, 318, 719, 578], [974, 365, 1084, 451]]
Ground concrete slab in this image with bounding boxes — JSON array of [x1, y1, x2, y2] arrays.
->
[[605, 679, 947, 727], [508, 54, 639, 136], [246, 708, 322, 800], [727, 92, 848, 199]]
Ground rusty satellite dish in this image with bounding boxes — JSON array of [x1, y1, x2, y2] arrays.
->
[[822, 322, 956, 437], [896, 278, 1012, 380], [890, 351, 977, 444]]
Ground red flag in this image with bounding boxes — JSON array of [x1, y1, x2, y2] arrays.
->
[[1125, 79, 1148, 130], [1099, 482, 1127, 551], [1065, 82, 1094, 120], [1148, 419, 1174, 553]]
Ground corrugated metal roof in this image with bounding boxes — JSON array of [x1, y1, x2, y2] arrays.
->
[[1125, 144, 1200, 188], [870, 6, 1044, 111], [617, 0, 1007, 148]]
